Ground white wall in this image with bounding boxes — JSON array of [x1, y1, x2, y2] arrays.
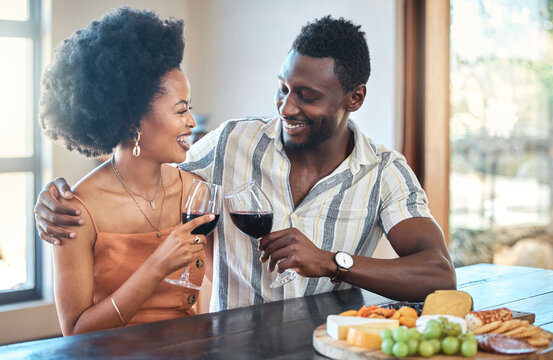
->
[[184, 0, 399, 149], [0, 0, 400, 345]]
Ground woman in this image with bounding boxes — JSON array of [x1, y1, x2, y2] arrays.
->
[[39, 7, 213, 335]]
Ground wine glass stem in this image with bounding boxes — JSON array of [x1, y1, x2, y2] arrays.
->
[[179, 266, 191, 282], [270, 268, 298, 288]]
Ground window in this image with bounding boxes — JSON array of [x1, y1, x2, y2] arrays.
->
[[450, 0, 553, 267], [0, 0, 42, 304]]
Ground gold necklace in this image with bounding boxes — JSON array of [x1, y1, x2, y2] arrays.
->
[[112, 158, 161, 210], [111, 157, 166, 237]]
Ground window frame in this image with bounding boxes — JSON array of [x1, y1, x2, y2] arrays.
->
[[0, 0, 43, 305]]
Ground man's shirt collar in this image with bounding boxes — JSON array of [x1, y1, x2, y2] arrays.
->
[[263, 116, 381, 173]]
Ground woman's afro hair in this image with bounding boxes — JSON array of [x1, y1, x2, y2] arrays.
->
[[39, 7, 184, 157]]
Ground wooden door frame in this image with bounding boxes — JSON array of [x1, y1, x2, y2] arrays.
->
[[402, 0, 450, 242]]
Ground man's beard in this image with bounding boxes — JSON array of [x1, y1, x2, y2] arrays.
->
[[281, 120, 334, 151]]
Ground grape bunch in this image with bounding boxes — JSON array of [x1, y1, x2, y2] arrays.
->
[[380, 317, 478, 358]]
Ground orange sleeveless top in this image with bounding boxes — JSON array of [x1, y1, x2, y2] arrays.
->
[[73, 169, 205, 325]]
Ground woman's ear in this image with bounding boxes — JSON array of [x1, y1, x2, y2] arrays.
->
[[345, 84, 367, 112]]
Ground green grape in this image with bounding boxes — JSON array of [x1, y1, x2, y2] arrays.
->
[[407, 338, 419, 356], [462, 332, 476, 343], [429, 338, 441, 354], [426, 319, 440, 328], [423, 322, 441, 340], [393, 326, 409, 343], [444, 322, 461, 337], [392, 342, 409, 358], [437, 317, 447, 332], [418, 340, 434, 357], [407, 328, 421, 341], [443, 322, 452, 335], [452, 323, 462, 335], [381, 338, 395, 355], [461, 339, 478, 357], [381, 329, 393, 340], [442, 336, 460, 355]]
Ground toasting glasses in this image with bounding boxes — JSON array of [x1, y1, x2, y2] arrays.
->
[[165, 179, 222, 289], [224, 181, 297, 288]]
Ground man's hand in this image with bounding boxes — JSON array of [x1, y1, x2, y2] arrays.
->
[[258, 228, 335, 278], [34, 177, 83, 245]]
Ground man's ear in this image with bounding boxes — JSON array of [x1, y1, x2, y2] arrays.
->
[[344, 84, 366, 112]]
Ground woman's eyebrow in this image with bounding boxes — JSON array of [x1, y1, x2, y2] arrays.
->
[[173, 99, 189, 108]]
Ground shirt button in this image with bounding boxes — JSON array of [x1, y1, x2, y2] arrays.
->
[[291, 213, 298, 221], [188, 295, 196, 304], [196, 259, 204, 268]]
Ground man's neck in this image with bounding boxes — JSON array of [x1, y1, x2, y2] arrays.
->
[[284, 125, 355, 172], [285, 126, 355, 208]]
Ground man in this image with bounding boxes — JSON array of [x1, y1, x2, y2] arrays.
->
[[35, 16, 455, 311]]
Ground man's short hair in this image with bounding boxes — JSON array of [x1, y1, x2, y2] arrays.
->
[[292, 15, 370, 93]]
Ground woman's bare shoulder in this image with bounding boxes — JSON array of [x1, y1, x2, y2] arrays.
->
[[55, 164, 111, 248], [72, 161, 117, 201], [65, 161, 121, 227], [173, 165, 203, 183], [162, 164, 202, 189]]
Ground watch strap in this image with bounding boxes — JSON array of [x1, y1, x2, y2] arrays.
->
[[330, 266, 349, 285]]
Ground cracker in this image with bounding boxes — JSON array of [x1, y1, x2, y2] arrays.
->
[[526, 337, 551, 347], [540, 331, 553, 340], [503, 323, 531, 337], [491, 319, 522, 334], [368, 314, 385, 319], [511, 325, 542, 339], [473, 321, 502, 335]]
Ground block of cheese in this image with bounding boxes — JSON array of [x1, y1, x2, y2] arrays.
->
[[326, 315, 398, 340], [346, 327, 385, 349], [421, 290, 473, 318], [326, 316, 376, 340]]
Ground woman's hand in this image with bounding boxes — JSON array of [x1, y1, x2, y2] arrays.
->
[[34, 177, 83, 245], [151, 214, 215, 276]]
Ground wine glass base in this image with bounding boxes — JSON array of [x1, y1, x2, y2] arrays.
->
[[269, 269, 298, 288], [165, 277, 202, 290]]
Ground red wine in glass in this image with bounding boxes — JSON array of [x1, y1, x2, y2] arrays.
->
[[183, 213, 220, 236], [229, 211, 273, 238], [225, 182, 295, 288], [166, 180, 222, 289]]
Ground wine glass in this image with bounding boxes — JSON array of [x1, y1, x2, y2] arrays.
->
[[225, 182, 296, 288], [165, 179, 222, 289]]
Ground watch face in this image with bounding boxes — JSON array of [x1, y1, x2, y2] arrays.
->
[[336, 252, 353, 269]]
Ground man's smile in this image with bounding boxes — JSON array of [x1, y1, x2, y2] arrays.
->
[[282, 119, 311, 136], [283, 122, 308, 129]]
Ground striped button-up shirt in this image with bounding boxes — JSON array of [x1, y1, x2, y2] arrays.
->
[[181, 117, 433, 311]]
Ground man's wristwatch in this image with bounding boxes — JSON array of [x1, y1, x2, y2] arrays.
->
[[330, 251, 354, 285]]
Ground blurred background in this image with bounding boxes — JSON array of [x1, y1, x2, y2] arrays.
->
[[0, 0, 552, 345]]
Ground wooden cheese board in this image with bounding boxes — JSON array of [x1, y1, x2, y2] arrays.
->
[[313, 310, 553, 360], [313, 324, 552, 359]]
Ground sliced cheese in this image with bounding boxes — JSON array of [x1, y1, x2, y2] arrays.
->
[[351, 319, 399, 331], [326, 316, 375, 340], [326, 315, 398, 340], [346, 327, 383, 349]]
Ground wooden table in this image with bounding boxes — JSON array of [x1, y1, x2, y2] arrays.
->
[[1, 264, 552, 359]]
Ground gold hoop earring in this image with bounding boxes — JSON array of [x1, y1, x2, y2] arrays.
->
[[133, 131, 141, 157]]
